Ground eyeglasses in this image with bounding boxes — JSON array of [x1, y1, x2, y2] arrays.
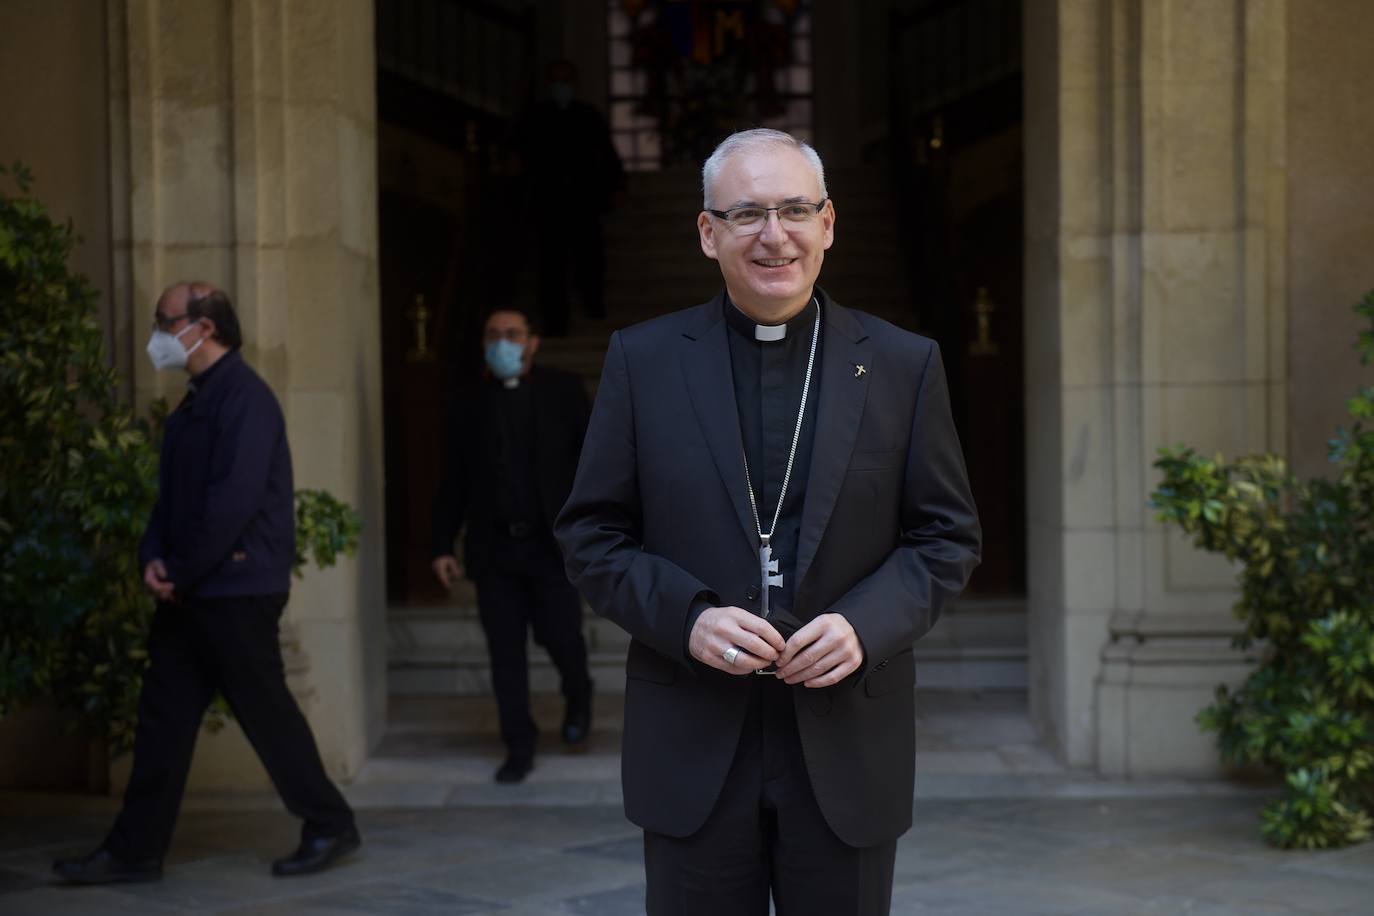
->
[[706, 200, 828, 235], [151, 312, 194, 333]]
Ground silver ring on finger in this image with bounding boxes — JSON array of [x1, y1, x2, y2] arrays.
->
[[722, 646, 741, 666]]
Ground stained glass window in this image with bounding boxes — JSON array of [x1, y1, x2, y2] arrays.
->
[[608, 0, 814, 171]]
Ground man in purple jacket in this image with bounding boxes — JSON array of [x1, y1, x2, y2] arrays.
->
[[53, 282, 359, 885]]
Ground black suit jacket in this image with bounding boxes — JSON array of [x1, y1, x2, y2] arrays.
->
[[432, 366, 590, 579], [555, 293, 981, 847]]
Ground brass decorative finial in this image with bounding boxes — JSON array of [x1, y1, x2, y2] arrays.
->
[[969, 287, 1000, 356], [406, 293, 435, 363]]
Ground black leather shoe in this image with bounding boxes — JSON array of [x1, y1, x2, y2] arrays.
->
[[495, 754, 533, 784], [52, 848, 162, 885], [271, 825, 361, 877], [561, 704, 591, 749]]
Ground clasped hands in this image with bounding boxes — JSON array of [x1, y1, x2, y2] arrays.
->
[[688, 605, 862, 688]]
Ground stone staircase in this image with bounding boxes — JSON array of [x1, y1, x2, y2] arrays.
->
[[387, 598, 1027, 697], [387, 167, 1026, 701], [536, 166, 920, 389]]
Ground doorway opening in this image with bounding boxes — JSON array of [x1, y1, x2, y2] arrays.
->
[[373, 0, 1030, 722]]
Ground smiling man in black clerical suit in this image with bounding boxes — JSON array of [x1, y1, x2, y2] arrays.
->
[[555, 128, 981, 915]]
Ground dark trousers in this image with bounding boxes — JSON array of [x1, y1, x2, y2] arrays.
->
[[644, 678, 897, 916], [475, 532, 592, 758], [106, 594, 354, 861], [535, 215, 606, 336]]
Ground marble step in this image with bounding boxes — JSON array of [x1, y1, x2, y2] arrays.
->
[[387, 600, 1027, 696]]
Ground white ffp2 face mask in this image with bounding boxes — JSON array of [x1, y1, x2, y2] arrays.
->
[[145, 321, 203, 371]]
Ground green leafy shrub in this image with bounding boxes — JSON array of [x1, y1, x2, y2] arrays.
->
[[1150, 291, 1374, 849], [295, 489, 363, 575], [0, 164, 362, 758], [0, 162, 160, 756]]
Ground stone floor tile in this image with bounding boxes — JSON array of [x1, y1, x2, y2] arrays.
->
[[0, 865, 43, 893], [560, 882, 647, 915], [1274, 838, 1374, 881], [431, 805, 638, 850], [466, 905, 564, 916], [894, 823, 1058, 885], [0, 814, 106, 854], [2, 884, 196, 915], [400, 845, 644, 906], [563, 835, 642, 864], [913, 750, 1017, 775], [342, 783, 458, 808], [1015, 842, 1260, 900], [240, 880, 501, 915], [889, 881, 1030, 915], [4, 691, 1371, 915], [443, 781, 620, 808], [1186, 864, 1374, 914], [218, 900, 363, 916], [996, 743, 1069, 774], [107, 851, 314, 911], [955, 796, 1249, 845], [2, 800, 1371, 914], [1134, 894, 1307, 915]]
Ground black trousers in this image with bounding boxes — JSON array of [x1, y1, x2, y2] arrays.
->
[[105, 594, 354, 861], [535, 214, 606, 336], [475, 531, 592, 758], [644, 677, 897, 916]]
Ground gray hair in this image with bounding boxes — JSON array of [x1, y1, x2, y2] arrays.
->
[[701, 128, 828, 210]]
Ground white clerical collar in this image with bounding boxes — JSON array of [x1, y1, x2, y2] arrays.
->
[[728, 297, 819, 342]]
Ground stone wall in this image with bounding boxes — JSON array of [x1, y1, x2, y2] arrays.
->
[[0, 0, 120, 384], [1285, 0, 1374, 480]]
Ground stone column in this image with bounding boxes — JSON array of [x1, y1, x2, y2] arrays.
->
[[108, 0, 384, 789], [1025, 0, 1287, 773]]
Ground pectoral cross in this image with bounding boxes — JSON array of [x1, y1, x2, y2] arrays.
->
[[759, 535, 784, 618]]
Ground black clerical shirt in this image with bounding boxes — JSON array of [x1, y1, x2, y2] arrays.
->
[[723, 293, 822, 621], [485, 379, 541, 529]]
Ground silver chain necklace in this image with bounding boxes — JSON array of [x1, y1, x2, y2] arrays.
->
[[741, 298, 820, 619]]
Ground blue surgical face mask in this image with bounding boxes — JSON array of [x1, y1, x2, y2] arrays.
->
[[549, 82, 574, 106], [484, 339, 526, 380]]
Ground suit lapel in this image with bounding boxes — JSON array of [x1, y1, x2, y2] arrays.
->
[[680, 297, 759, 548], [795, 301, 872, 591]]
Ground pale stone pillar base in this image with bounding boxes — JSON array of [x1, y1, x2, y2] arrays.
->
[[1095, 612, 1251, 777]]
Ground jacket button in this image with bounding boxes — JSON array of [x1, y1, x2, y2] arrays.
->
[[745, 585, 760, 600]]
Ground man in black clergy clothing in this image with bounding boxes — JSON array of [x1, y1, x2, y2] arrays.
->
[[432, 307, 594, 783], [515, 59, 625, 336], [555, 130, 981, 914], [53, 283, 359, 885]]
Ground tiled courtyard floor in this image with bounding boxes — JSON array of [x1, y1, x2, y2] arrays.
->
[[2, 691, 1370, 914]]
